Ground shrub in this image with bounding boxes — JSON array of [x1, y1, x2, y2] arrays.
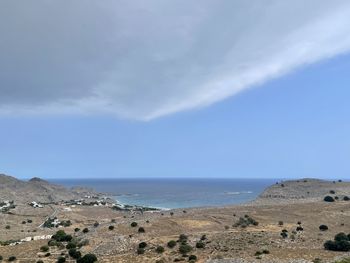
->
[[77, 254, 98, 263], [335, 233, 348, 242], [319, 225, 329, 231], [167, 240, 177, 248], [200, 234, 207, 241], [189, 255, 197, 261], [137, 248, 145, 254], [138, 227, 145, 233], [40, 245, 49, 252], [82, 228, 89, 233], [74, 228, 80, 232], [156, 246, 165, 253], [296, 226, 304, 231], [179, 244, 192, 254], [57, 256, 66, 263], [37, 260, 44, 263], [335, 196, 339, 200], [278, 221, 283, 226], [27, 219, 33, 223], [0, 255, 3, 260], [108, 225, 114, 230], [52, 230, 72, 242], [8, 256, 16, 262], [68, 248, 81, 259], [324, 233, 350, 251], [324, 196, 335, 202], [93, 222, 99, 227], [178, 234, 188, 242], [66, 241, 77, 249], [138, 242, 147, 249], [5, 225, 10, 229], [344, 196, 350, 201], [131, 222, 138, 227], [45, 253, 51, 257], [196, 241, 205, 249], [330, 190, 336, 194]]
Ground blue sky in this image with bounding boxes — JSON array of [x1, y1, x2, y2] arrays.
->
[[1, 1, 350, 179], [1, 53, 350, 179]]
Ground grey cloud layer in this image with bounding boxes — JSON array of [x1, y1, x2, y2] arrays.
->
[[1, 0, 350, 120]]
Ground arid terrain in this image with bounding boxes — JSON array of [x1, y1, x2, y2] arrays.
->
[[1, 175, 350, 263]]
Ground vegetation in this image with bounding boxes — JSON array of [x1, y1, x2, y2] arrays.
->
[[52, 230, 72, 242], [8, 256, 16, 262], [156, 246, 165, 253], [82, 228, 89, 233], [196, 241, 205, 248], [138, 227, 145, 233], [131, 222, 138, 227], [57, 256, 66, 263], [69, 248, 82, 259], [179, 244, 192, 254], [77, 254, 98, 263], [167, 240, 177, 248], [138, 242, 147, 249], [40, 245, 49, 252], [137, 248, 145, 254], [233, 215, 259, 228], [324, 233, 350, 251], [108, 225, 114, 230], [324, 196, 335, 202], [319, 225, 329, 231]]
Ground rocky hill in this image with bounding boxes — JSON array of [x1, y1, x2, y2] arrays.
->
[[255, 178, 350, 204], [0, 173, 97, 203]]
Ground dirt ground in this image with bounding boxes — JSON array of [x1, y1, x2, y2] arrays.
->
[[1, 200, 350, 263]]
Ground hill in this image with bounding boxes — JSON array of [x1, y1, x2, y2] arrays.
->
[[256, 178, 350, 204], [0, 173, 96, 203]]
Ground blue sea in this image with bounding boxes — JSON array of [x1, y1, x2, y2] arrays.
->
[[50, 178, 277, 209]]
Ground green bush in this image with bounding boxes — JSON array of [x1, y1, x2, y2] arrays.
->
[[68, 248, 81, 259], [344, 196, 350, 201], [52, 230, 72, 242], [319, 225, 329, 231], [108, 225, 114, 230], [324, 196, 335, 202], [189, 255, 197, 261], [324, 233, 350, 251], [57, 256, 66, 263], [77, 254, 98, 263], [167, 240, 177, 248], [131, 222, 138, 227], [156, 246, 165, 253], [179, 244, 192, 254], [138, 242, 147, 249], [82, 228, 89, 233], [66, 241, 77, 249], [93, 222, 99, 227], [40, 245, 49, 252], [138, 227, 145, 233], [0, 255, 3, 260], [74, 228, 80, 232], [196, 241, 205, 248], [8, 256, 16, 262]]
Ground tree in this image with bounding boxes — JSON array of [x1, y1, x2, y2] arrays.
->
[[57, 256, 66, 263], [77, 254, 98, 263], [68, 248, 81, 259]]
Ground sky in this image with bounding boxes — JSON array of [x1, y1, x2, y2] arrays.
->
[[0, 1, 350, 179]]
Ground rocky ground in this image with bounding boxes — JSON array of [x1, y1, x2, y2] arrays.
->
[[1, 176, 350, 263]]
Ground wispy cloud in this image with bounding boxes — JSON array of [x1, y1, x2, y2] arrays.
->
[[1, 0, 350, 120]]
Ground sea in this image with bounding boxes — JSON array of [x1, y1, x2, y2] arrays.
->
[[50, 178, 278, 209]]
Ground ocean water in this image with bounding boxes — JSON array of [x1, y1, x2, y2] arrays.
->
[[50, 178, 277, 209]]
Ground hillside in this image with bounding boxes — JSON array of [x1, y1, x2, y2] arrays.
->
[[256, 178, 350, 204], [0, 173, 96, 203]]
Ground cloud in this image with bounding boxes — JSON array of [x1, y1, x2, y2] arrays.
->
[[1, 0, 350, 120]]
